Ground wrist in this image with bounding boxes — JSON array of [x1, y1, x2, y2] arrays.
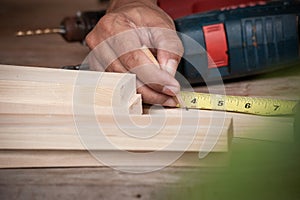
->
[[108, 0, 157, 12]]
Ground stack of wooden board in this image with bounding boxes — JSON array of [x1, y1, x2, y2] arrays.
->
[[0, 65, 233, 168], [0, 64, 295, 168], [0, 64, 142, 115]]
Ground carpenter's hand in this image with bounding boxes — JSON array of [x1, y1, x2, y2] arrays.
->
[[86, 0, 184, 107]]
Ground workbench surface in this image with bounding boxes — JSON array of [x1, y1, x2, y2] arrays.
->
[[0, 0, 300, 199]]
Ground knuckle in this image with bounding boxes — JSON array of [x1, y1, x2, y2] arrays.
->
[[107, 61, 128, 73], [85, 30, 99, 49], [86, 13, 131, 49], [85, 15, 114, 48], [98, 14, 118, 34], [176, 41, 184, 57], [121, 51, 142, 69], [85, 32, 94, 48], [151, 29, 183, 53], [159, 40, 184, 57]]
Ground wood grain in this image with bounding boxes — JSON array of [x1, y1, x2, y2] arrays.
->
[[147, 107, 294, 142], [0, 113, 232, 152], [0, 64, 142, 114], [0, 150, 229, 168]]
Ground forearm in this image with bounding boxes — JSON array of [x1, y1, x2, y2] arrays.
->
[[108, 0, 158, 12]]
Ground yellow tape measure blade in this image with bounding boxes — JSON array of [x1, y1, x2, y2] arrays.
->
[[179, 91, 298, 116]]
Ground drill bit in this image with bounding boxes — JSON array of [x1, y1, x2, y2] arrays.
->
[[16, 28, 66, 37]]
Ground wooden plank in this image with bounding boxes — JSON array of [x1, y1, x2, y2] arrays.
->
[[146, 107, 294, 142], [0, 114, 232, 152], [0, 64, 142, 114], [0, 94, 142, 115], [0, 80, 130, 106], [0, 65, 138, 105], [0, 64, 134, 86], [0, 150, 229, 168]]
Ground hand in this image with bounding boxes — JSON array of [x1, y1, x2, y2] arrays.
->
[[85, 0, 184, 107]]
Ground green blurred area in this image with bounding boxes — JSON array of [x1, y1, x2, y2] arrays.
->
[[168, 137, 300, 200]]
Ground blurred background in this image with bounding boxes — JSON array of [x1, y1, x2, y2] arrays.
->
[[0, 0, 107, 68]]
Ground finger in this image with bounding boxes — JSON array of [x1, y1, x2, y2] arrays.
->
[[120, 49, 180, 96], [157, 50, 181, 77], [106, 59, 127, 73], [150, 28, 184, 76], [150, 28, 184, 57], [137, 83, 178, 107], [86, 34, 122, 71]]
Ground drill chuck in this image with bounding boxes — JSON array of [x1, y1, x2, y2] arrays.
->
[[60, 11, 105, 42], [60, 17, 86, 42]]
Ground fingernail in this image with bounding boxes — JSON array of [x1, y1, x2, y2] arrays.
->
[[164, 59, 178, 76], [162, 97, 178, 107], [162, 85, 180, 96]]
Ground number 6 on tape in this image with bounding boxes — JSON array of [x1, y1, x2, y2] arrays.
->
[[179, 91, 298, 116]]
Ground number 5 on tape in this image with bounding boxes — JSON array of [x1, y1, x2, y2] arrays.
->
[[179, 91, 298, 116]]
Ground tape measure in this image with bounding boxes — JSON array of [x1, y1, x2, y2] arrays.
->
[[179, 91, 298, 116], [140, 46, 298, 116]]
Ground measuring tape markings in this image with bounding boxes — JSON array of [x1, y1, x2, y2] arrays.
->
[[179, 91, 298, 116]]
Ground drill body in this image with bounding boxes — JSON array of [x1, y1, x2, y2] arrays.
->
[[175, 0, 300, 83]]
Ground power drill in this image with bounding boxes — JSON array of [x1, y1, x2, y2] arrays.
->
[[16, 0, 300, 84]]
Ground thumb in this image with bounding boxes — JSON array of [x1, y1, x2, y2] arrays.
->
[[157, 50, 181, 77], [150, 28, 184, 77]]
